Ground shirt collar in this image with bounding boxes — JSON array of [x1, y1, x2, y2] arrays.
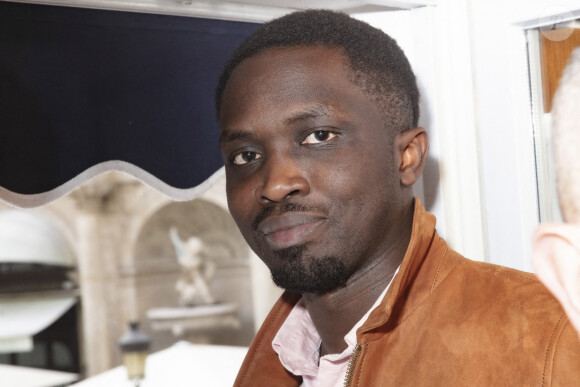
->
[[272, 266, 399, 377]]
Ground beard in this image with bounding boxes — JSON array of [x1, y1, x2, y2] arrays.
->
[[250, 202, 348, 293], [269, 244, 348, 294]]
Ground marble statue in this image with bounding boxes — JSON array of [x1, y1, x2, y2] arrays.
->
[[169, 227, 216, 306]]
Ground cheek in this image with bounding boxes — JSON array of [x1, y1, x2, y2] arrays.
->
[[226, 178, 254, 226], [326, 156, 397, 231], [322, 154, 392, 200]]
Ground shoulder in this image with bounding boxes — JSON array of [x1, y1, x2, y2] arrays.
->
[[459, 256, 542, 294], [435, 247, 564, 317], [440, 243, 580, 378], [443, 247, 546, 290], [410, 232, 564, 322]]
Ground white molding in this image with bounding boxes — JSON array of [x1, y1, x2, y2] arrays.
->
[[353, 0, 437, 8], [2, 0, 436, 22], [3, 0, 294, 22], [513, 8, 580, 30], [506, 25, 542, 272], [219, 0, 437, 10], [526, 28, 552, 223]]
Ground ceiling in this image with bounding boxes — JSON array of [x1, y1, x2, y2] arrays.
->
[[192, 0, 427, 12], [8, 0, 435, 22]]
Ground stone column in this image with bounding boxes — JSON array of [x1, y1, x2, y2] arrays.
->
[[71, 173, 147, 376]]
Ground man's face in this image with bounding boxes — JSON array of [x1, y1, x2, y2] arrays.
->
[[219, 46, 407, 294]]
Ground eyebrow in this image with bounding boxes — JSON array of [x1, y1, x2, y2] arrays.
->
[[220, 104, 333, 145], [219, 129, 251, 145], [283, 104, 332, 126]]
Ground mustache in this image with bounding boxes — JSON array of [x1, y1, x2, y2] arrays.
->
[[251, 202, 328, 231]]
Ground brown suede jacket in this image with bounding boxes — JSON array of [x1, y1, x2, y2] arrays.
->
[[234, 200, 580, 386]]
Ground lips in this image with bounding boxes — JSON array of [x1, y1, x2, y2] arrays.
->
[[257, 212, 327, 250]]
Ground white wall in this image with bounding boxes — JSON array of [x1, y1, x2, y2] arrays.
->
[[357, 0, 580, 272], [469, 0, 580, 271], [356, 3, 488, 264]]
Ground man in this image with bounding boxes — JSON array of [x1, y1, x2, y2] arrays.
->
[[216, 10, 580, 386], [533, 47, 580, 335]]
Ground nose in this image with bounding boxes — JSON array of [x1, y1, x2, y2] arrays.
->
[[258, 155, 310, 203]]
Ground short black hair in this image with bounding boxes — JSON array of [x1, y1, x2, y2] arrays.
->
[[215, 9, 420, 132]]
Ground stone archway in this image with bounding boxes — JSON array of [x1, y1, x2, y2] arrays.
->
[[132, 199, 254, 350]]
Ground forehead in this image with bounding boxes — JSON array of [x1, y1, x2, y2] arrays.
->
[[229, 45, 352, 85], [218, 46, 374, 130]]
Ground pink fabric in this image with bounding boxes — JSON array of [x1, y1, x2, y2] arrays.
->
[[272, 269, 398, 386]]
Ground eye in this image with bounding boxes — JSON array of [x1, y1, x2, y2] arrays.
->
[[232, 151, 262, 165], [301, 130, 338, 145]]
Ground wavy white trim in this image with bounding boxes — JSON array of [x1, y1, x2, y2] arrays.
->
[[0, 160, 225, 209]]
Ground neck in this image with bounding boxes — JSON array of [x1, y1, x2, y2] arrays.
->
[[303, 201, 414, 356]]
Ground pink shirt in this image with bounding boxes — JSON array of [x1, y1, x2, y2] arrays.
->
[[272, 269, 398, 387]]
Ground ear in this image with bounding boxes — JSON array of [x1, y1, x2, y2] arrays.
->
[[395, 127, 429, 187], [532, 223, 580, 335]]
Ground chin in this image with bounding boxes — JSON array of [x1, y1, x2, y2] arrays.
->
[[270, 254, 348, 294]]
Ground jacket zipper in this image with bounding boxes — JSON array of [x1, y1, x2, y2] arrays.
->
[[343, 344, 362, 387]]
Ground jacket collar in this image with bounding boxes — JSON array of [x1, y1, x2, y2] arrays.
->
[[234, 198, 441, 386], [359, 197, 439, 335]]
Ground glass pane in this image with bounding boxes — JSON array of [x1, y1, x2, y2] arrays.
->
[[527, 23, 580, 223]]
